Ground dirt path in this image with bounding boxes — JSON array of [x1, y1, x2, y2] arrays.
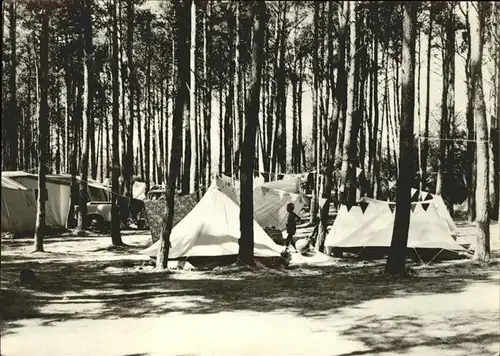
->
[[1, 226, 499, 356]]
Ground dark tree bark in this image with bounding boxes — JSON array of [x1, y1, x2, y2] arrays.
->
[[77, 0, 94, 232], [436, 3, 455, 202], [156, 0, 190, 269], [469, 2, 490, 261], [219, 87, 223, 174], [202, 2, 211, 184], [239, 0, 265, 266], [34, 4, 50, 252], [422, 5, 433, 190], [386, 2, 417, 276], [122, 0, 135, 213], [309, 2, 320, 225], [189, 0, 197, 192], [7, 1, 18, 171], [111, 0, 123, 246]]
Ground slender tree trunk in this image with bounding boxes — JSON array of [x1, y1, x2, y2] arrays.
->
[[8, 1, 18, 171], [189, 0, 197, 193], [77, 0, 93, 232], [422, 7, 433, 190], [203, 2, 212, 185], [34, 4, 50, 252], [156, 0, 190, 269], [469, 2, 490, 261], [310, 2, 320, 224], [339, 1, 357, 205], [298, 57, 304, 172], [219, 87, 223, 174], [145, 36, 151, 191], [386, 3, 417, 275], [123, 0, 135, 214], [239, 0, 265, 266], [372, 20, 380, 198], [233, 2, 241, 178], [111, 0, 122, 246], [316, 0, 338, 251]]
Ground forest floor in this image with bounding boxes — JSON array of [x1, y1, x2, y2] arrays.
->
[[1, 221, 499, 356]]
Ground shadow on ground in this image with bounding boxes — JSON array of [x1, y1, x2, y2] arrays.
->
[[2, 254, 498, 326]]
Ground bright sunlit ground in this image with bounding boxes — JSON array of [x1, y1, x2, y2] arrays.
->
[[1, 221, 499, 356]]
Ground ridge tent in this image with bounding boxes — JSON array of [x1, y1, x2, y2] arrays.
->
[[325, 196, 466, 260], [141, 176, 283, 267], [410, 188, 457, 235], [1, 177, 37, 234], [2, 171, 71, 229]]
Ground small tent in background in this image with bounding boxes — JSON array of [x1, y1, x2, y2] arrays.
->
[[1, 177, 37, 234], [2, 171, 71, 229], [47, 174, 110, 201], [141, 176, 283, 268], [324, 196, 467, 260]]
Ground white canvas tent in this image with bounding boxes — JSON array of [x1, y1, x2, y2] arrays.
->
[[2, 171, 71, 229], [325, 197, 466, 252], [1, 177, 37, 234], [219, 174, 306, 230], [410, 188, 457, 235], [141, 176, 283, 262]]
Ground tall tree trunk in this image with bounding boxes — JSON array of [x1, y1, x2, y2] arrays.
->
[[203, 2, 212, 185], [219, 87, 223, 174], [7, 1, 18, 171], [77, 0, 93, 232], [156, 0, 190, 269], [316, 1, 338, 251], [111, 0, 123, 246], [298, 56, 305, 172], [422, 6, 433, 190], [145, 33, 151, 191], [386, 2, 417, 275], [189, 0, 197, 193], [239, 0, 265, 266], [372, 17, 380, 198], [469, 2, 490, 261], [123, 0, 135, 214], [34, 4, 50, 252], [310, 2, 320, 224], [233, 1, 241, 178], [339, 1, 358, 205]]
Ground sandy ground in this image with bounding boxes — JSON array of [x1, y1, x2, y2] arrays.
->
[[1, 222, 499, 356]]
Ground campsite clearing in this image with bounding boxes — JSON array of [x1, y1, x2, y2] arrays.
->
[[1, 222, 499, 356]]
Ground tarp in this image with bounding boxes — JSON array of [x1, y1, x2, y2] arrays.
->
[[141, 176, 283, 259], [144, 191, 202, 243], [132, 181, 147, 200], [325, 196, 466, 251], [1, 177, 38, 233], [219, 174, 305, 230], [2, 171, 71, 229]]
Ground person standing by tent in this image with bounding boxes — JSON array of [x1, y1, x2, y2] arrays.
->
[[283, 203, 300, 255]]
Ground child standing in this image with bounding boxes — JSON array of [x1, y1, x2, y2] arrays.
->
[[284, 203, 300, 253]]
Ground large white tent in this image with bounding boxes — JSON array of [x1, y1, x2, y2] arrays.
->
[[2, 171, 71, 229], [1, 177, 37, 234], [141, 176, 283, 261], [325, 196, 466, 252]]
